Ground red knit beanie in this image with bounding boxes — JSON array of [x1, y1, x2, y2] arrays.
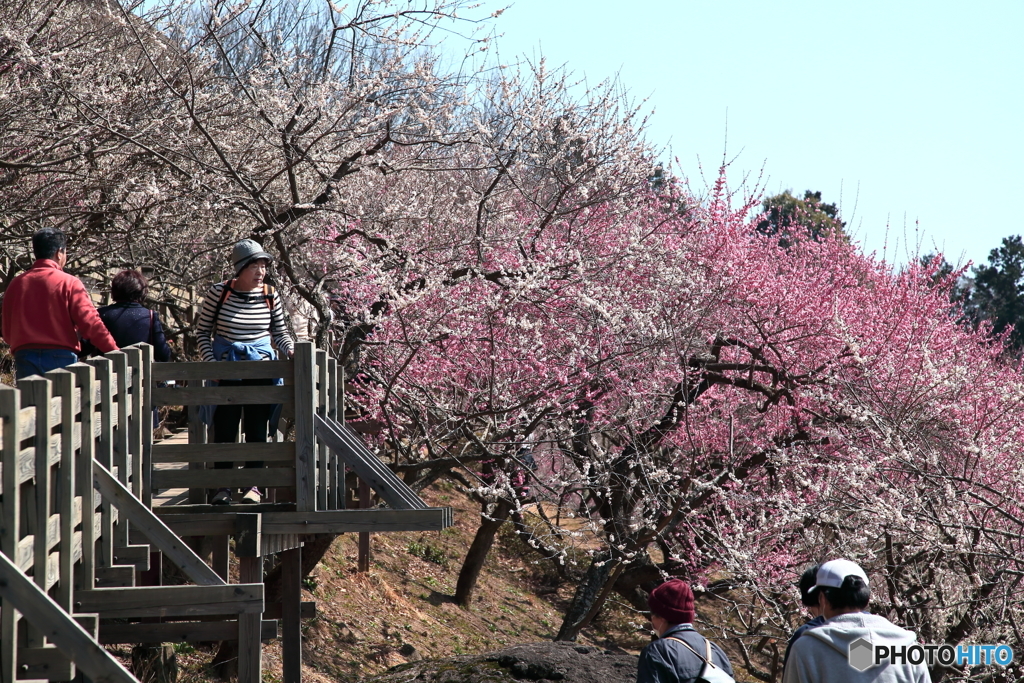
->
[[648, 579, 695, 624]]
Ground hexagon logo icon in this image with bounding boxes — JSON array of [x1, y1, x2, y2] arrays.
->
[[848, 637, 875, 672]]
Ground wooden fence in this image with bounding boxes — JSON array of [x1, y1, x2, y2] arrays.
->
[[0, 346, 264, 682], [0, 341, 452, 683]]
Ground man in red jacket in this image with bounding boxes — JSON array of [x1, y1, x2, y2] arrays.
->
[[2, 228, 117, 380]]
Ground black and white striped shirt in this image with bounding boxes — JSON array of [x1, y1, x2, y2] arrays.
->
[[196, 281, 295, 362]]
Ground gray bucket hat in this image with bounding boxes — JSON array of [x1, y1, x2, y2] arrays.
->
[[231, 239, 273, 277]]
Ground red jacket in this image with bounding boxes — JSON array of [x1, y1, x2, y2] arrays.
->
[[1, 259, 117, 354]]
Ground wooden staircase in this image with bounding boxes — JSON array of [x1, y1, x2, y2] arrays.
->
[[0, 342, 453, 682]]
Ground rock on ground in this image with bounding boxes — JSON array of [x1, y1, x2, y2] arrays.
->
[[364, 642, 638, 683]]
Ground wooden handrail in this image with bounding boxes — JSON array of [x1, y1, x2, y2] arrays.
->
[[1, 339, 450, 683], [0, 536, 136, 683]]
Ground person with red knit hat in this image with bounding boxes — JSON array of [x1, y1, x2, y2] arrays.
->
[[636, 578, 734, 683]]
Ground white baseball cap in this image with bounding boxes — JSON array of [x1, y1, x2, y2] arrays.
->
[[809, 559, 869, 594]]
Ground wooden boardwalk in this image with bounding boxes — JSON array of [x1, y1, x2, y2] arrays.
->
[[0, 342, 453, 683]]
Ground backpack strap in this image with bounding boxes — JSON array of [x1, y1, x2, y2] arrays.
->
[[148, 309, 155, 346], [262, 284, 274, 311], [663, 636, 722, 671], [211, 280, 274, 335], [210, 279, 235, 334]]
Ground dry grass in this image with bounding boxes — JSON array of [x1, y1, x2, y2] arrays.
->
[[161, 481, 653, 682]]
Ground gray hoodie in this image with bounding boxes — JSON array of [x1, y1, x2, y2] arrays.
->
[[782, 612, 929, 683]]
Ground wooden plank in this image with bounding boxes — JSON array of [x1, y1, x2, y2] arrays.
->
[[328, 358, 340, 510], [212, 535, 230, 581], [68, 363, 97, 593], [19, 377, 51, 650], [112, 545, 150, 571], [261, 508, 453, 534], [293, 342, 316, 512], [93, 461, 225, 587], [186, 403, 208, 504], [152, 385, 292, 407], [151, 514, 236, 537], [0, 385, 19, 683], [15, 446, 34, 485], [95, 566, 135, 588], [263, 601, 316, 620], [316, 349, 328, 512], [152, 360, 294, 382], [16, 405, 35, 441], [124, 346, 144, 500], [87, 357, 116, 573], [358, 480, 371, 573], [152, 441, 294, 463], [74, 614, 99, 639], [281, 547, 302, 683], [0, 552, 137, 683], [314, 414, 426, 510], [235, 513, 262, 558], [110, 350, 133, 557], [17, 646, 74, 680], [48, 369, 77, 615], [152, 467, 295, 490], [260, 534, 302, 556], [238, 557, 263, 683], [44, 549, 60, 591], [75, 584, 264, 618], [16, 535, 33, 572], [99, 620, 278, 644], [109, 352, 130, 493], [138, 344, 155, 507]]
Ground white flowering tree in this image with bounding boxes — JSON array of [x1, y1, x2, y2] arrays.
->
[[4, 3, 1023, 681]]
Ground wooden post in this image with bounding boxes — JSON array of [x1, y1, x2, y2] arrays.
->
[[69, 363, 97, 593], [20, 376, 52, 649], [87, 357, 115, 571], [281, 547, 302, 683], [212, 536, 230, 582], [316, 349, 328, 511], [0, 385, 21, 683], [328, 357, 339, 510], [187, 402, 208, 505], [124, 346, 144, 501], [49, 369, 77, 616], [237, 556, 263, 683], [358, 479, 371, 573], [293, 342, 316, 512], [140, 344, 154, 507]]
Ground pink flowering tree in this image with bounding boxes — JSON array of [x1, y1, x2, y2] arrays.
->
[[319, 166, 1024, 680]]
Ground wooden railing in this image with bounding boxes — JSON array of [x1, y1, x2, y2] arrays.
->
[[0, 347, 263, 682], [149, 344, 341, 512], [0, 341, 452, 683]]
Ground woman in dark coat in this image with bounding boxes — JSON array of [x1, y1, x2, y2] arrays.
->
[[83, 270, 173, 361]]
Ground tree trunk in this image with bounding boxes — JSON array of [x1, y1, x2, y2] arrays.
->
[[554, 550, 622, 641], [454, 498, 513, 607]]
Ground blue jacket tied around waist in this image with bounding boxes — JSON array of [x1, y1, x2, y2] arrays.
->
[[199, 335, 283, 429]]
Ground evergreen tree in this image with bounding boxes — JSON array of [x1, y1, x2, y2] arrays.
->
[[756, 189, 846, 248], [970, 235, 1024, 351]]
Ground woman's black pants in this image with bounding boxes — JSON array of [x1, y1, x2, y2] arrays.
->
[[212, 377, 273, 469]]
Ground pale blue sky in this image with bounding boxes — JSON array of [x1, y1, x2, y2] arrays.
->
[[474, 0, 1023, 268]]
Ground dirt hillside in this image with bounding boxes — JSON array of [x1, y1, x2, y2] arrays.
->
[[150, 480, 655, 682]]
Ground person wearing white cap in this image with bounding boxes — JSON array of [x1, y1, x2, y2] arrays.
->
[[782, 559, 928, 683]]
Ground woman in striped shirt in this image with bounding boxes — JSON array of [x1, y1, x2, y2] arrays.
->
[[196, 239, 295, 505]]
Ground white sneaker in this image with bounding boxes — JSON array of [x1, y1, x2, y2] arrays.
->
[[241, 487, 261, 504]]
